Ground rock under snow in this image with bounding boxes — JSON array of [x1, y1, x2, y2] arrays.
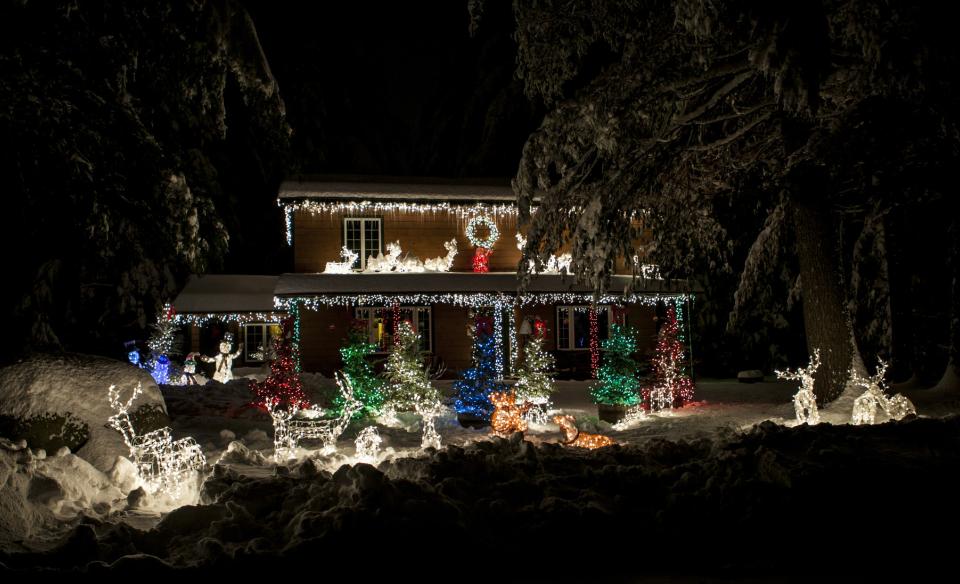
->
[[0, 354, 166, 472], [737, 369, 764, 383]]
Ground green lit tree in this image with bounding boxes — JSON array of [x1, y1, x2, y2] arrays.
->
[[514, 334, 555, 403], [590, 324, 641, 406], [337, 324, 385, 419], [382, 321, 441, 412]]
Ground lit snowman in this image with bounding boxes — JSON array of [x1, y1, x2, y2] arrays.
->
[[201, 333, 243, 383]]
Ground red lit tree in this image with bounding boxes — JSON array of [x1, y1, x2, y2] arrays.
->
[[651, 305, 695, 407], [250, 317, 309, 410]]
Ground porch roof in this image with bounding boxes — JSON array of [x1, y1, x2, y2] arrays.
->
[[274, 272, 692, 298], [172, 275, 280, 313]]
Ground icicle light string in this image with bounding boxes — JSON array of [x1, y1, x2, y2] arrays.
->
[[276, 292, 691, 311]]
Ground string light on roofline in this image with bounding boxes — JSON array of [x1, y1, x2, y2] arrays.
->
[[279, 199, 524, 245], [172, 311, 287, 325], [275, 292, 691, 311]]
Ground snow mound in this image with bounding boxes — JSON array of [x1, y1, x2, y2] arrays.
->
[[4, 416, 959, 576], [0, 438, 126, 551], [0, 354, 166, 472]]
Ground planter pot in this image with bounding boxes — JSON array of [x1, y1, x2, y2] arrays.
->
[[597, 403, 628, 424], [457, 413, 489, 429]]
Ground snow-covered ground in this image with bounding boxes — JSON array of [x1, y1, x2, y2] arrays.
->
[[3, 372, 960, 577]]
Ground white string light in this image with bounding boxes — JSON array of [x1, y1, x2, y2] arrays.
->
[[776, 349, 821, 425], [267, 372, 363, 460], [466, 216, 500, 249], [611, 405, 646, 430], [324, 246, 360, 273], [172, 312, 287, 325], [515, 233, 572, 275], [276, 292, 691, 312], [849, 358, 917, 425], [354, 426, 382, 463], [280, 199, 520, 245], [106, 383, 205, 497]]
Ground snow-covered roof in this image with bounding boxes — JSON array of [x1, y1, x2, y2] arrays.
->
[[173, 275, 280, 313], [278, 176, 515, 203], [274, 272, 689, 297]]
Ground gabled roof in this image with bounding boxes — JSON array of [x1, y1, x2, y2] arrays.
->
[[172, 275, 279, 313], [278, 175, 515, 203]]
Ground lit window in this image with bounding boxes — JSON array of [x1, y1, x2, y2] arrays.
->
[[556, 306, 612, 350], [242, 323, 282, 362], [354, 306, 432, 352], [343, 218, 382, 270]]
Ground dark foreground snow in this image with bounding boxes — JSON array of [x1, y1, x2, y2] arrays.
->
[[2, 415, 959, 579]]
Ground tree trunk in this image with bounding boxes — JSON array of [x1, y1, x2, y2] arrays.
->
[[791, 195, 858, 403]]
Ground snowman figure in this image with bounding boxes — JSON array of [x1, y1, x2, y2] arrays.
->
[[201, 333, 243, 383], [181, 352, 200, 385]]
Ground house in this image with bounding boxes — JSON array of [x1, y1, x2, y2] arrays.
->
[[172, 176, 694, 379]]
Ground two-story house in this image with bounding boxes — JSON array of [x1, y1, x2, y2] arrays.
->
[[172, 176, 693, 379]]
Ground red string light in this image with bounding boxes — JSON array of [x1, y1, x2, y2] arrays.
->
[[472, 247, 492, 273], [589, 308, 599, 379]]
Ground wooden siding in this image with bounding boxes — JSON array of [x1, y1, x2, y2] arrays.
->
[[294, 210, 522, 273]]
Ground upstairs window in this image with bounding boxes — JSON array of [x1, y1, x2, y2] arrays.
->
[[344, 218, 382, 270], [556, 306, 612, 350]]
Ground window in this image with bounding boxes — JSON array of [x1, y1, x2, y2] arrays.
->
[[556, 306, 612, 350], [344, 217, 382, 270], [243, 323, 282, 362], [354, 306, 432, 352]]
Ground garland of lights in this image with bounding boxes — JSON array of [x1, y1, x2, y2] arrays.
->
[[276, 292, 692, 312], [107, 383, 205, 497], [589, 308, 600, 379], [465, 215, 500, 249], [776, 349, 821, 425], [280, 200, 520, 245]]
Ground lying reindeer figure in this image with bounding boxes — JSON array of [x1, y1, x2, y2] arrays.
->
[[489, 390, 533, 437], [553, 414, 616, 449]]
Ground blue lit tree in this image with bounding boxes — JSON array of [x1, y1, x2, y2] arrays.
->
[[454, 317, 507, 421]]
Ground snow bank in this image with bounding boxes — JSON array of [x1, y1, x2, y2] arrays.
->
[[0, 354, 166, 471], [4, 416, 959, 577], [0, 438, 126, 550]]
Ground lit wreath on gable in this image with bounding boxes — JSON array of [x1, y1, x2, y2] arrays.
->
[[465, 216, 499, 273]]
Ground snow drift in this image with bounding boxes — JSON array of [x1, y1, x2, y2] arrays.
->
[[0, 354, 166, 472]]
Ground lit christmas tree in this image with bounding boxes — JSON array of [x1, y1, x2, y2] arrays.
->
[[337, 323, 385, 419], [651, 305, 695, 407], [514, 333, 555, 403], [147, 303, 179, 384], [382, 321, 440, 411], [250, 317, 310, 411], [590, 324, 642, 406], [454, 314, 508, 420]]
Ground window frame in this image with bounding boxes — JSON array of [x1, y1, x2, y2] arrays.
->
[[354, 305, 433, 353], [555, 306, 614, 351], [242, 322, 277, 363], [343, 217, 383, 270]]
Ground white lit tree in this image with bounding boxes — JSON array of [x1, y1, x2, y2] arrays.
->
[[382, 321, 443, 449], [514, 333, 555, 424]]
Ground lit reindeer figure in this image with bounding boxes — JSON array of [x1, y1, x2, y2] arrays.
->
[[553, 414, 616, 449], [849, 358, 916, 425], [107, 383, 205, 496], [415, 396, 444, 450], [267, 372, 363, 461], [489, 390, 533, 437], [324, 246, 360, 273], [776, 349, 821, 425], [424, 238, 458, 272], [365, 241, 404, 272], [515, 233, 573, 274]]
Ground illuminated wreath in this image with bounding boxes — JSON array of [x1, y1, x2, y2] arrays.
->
[[465, 216, 499, 248]]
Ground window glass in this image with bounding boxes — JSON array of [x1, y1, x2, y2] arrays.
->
[[344, 218, 381, 269]]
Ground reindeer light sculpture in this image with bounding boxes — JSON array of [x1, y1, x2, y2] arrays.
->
[[553, 414, 616, 449], [267, 372, 363, 461], [775, 349, 821, 425], [489, 390, 533, 437], [424, 238, 458, 272], [107, 383, 205, 496], [324, 246, 360, 273], [849, 358, 916, 425]]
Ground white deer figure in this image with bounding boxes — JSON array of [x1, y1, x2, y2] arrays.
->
[[776, 349, 821, 425], [515, 233, 572, 274], [414, 396, 444, 450], [849, 358, 916, 425], [267, 372, 363, 461], [354, 426, 382, 463], [424, 238, 458, 272], [107, 383, 205, 496], [365, 241, 403, 272], [324, 246, 360, 273]]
